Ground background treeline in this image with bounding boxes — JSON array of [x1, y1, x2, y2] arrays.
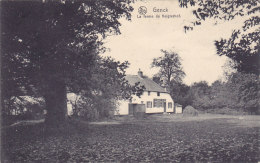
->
[[169, 72, 259, 115], [152, 0, 259, 115]]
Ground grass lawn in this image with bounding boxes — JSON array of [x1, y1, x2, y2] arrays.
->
[[2, 114, 260, 162]]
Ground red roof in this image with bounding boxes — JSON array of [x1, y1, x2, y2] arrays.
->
[[125, 75, 167, 93]]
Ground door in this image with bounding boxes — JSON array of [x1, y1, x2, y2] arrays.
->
[[163, 102, 166, 112], [128, 104, 134, 115]]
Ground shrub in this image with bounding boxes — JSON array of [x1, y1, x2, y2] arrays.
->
[[68, 94, 117, 121], [183, 105, 199, 116]]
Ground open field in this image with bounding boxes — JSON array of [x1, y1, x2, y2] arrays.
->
[[2, 114, 260, 162]]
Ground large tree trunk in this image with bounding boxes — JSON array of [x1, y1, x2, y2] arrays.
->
[[44, 80, 67, 128]]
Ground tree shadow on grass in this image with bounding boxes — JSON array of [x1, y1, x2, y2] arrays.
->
[[1, 119, 93, 162]]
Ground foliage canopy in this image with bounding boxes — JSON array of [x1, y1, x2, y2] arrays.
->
[[179, 0, 259, 74], [151, 49, 185, 88], [1, 0, 135, 124]]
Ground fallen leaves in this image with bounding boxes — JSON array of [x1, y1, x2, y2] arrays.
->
[[2, 116, 260, 162]]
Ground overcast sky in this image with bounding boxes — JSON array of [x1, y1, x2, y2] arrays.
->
[[103, 0, 245, 85]]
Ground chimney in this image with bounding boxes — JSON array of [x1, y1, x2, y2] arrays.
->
[[138, 69, 143, 78]]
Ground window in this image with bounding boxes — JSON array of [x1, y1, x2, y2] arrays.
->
[[157, 92, 160, 96], [147, 101, 152, 108], [148, 91, 151, 96], [153, 99, 165, 107], [168, 102, 172, 108]]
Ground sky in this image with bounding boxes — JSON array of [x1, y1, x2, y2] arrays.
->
[[103, 0, 245, 85]]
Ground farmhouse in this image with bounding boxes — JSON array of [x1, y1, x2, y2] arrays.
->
[[115, 70, 175, 115]]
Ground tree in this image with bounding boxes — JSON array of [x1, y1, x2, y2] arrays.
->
[[1, 0, 134, 127], [185, 74, 260, 114], [179, 0, 259, 74], [177, 0, 259, 113], [189, 81, 211, 110], [179, 0, 259, 31], [209, 80, 228, 109], [169, 80, 192, 108], [151, 49, 185, 89], [68, 56, 145, 120], [225, 72, 260, 114], [215, 25, 259, 75], [152, 76, 163, 86]]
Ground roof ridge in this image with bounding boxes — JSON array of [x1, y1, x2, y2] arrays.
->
[[125, 75, 167, 93]]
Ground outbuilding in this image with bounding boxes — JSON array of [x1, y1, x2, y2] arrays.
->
[[174, 103, 183, 114]]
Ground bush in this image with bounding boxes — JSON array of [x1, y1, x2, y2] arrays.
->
[[68, 94, 117, 121], [183, 105, 199, 116]]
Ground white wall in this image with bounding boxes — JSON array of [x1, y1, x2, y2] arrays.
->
[[133, 91, 174, 113], [67, 93, 79, 116], [175, 106, 183, 114], [115, 100, 129, 115], [116, 91, 174, 114]]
